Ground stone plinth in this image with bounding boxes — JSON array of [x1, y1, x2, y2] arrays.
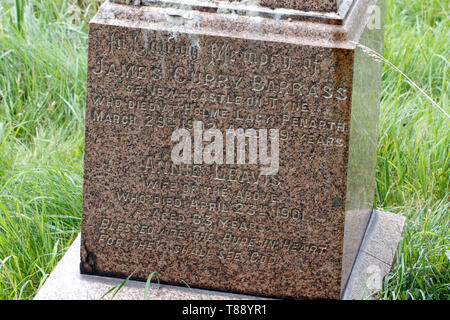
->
[[80, 0, 386, 299]]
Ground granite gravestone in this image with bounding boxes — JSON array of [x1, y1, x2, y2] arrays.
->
[[80, 0, 386, 299]]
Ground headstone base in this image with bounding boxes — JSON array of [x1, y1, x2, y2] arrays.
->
[[34, 210, 405, 300]]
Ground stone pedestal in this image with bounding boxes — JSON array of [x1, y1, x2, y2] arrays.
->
[[80, 0, 388, 299]]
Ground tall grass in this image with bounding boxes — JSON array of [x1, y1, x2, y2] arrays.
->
[[376, 0, 449, 300], [0, 0, 100, 300], [0, 0, 448, 299]]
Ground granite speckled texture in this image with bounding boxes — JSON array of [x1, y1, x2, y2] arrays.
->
[[80, 0, 386, 299], [110, 0, 347, 13], [36, 211, 405, 300]]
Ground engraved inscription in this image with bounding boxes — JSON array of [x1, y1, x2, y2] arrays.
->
[[83, 25, 352, 287]]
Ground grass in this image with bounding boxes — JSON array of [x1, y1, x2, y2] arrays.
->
[[375, 0, 449, 300], [0, 0, 99, 299], [0, 0, 448, 300]]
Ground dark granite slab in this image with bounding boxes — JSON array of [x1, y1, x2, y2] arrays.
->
[[80, 0, 385, 299]]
